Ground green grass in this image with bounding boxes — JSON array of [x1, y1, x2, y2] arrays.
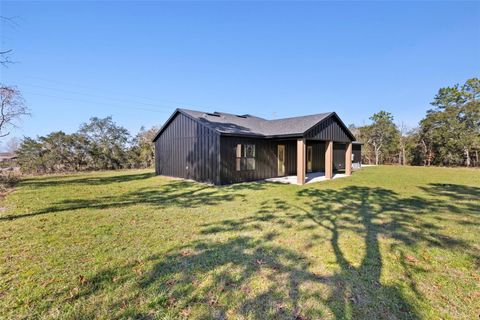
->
[[0, 166, 479, 319]]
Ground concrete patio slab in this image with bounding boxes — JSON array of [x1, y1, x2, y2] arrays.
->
[[265, 171, 348, 185]]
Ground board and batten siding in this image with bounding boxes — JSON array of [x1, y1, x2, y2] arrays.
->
[[308, 141, 326, 172], [220, 137, 297, 184], [333, 143, 347, 171], [353, 144, 362, 164], [304, 116, 352, 143], [155, 113, 220, 184], [220, 139, 331, 184]]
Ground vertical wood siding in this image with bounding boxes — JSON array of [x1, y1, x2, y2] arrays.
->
[[333, 143, 346, 171], [220, 137, 297, 184], [305, 116, 352, 142], [155, 113, 220, 184], [308, 141, 326, 172], [353, 144, 362, 164], [155, 112, 354, 184]]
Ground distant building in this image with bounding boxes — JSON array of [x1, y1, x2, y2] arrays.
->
[[0, 152, 17, 162]]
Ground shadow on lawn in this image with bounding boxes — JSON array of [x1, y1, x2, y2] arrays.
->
[[188, 187, 429, 319], [419, 183, 480, 217], [19, 171, 157, 188], [1, 178, 269, 221], [9, 176, 479, 318], [67, 183, 479, 319]]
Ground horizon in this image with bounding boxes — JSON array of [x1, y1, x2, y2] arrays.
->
[[1, 1, 479, 149]]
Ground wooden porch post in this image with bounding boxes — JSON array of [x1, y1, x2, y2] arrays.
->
[[325, 140, 333, 179], [297, 138, 306, 185], [345, 142, 352, 176]]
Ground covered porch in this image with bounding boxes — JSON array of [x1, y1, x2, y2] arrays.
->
[[295, 139, 353, 185]]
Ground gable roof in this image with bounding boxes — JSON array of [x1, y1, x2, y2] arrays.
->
[[153, 108, 355, 141]]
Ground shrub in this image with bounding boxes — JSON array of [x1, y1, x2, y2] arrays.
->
[[0, 170, 20, 193]]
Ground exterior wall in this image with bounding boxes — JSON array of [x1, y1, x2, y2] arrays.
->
[[353, 144, 362, 165], [219, 138, 328, 184], [304, 116, 352, 143], [154, 111, 356, 185], [308, 140, 326, 172], [333, 143, 346, 171], [220, 137, 297, 184], [155, 113, 220, 184]]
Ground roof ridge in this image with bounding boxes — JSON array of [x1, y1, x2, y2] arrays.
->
[[268, 112, 333, 122], [153, 109, 355, 142], [177, 108, 332, 122]]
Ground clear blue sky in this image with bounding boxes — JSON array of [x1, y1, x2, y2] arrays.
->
[[1, 1, 479, 144]]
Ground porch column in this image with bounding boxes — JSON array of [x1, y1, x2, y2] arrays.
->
[[345, 142, 352, 176], [297, 138, 306, 185], [325, 140, 333, 179]]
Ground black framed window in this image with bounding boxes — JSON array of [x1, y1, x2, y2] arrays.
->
[[236, 144, 256, 171]]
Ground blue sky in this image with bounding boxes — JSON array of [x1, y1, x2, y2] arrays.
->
[[1, 1, 479, 145]]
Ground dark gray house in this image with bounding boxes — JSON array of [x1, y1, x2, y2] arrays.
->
[[153, 108, 361, 185]]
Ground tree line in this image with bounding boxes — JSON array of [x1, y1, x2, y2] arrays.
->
[[350, 77, 479, 167], [16, 117, 158, 174], [9, 77, 480, 174]]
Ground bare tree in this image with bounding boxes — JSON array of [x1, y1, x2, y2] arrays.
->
[[0, 49, 13, 67], [5, 137, 20, 153], [0, 16, 16, 67], [0, 86, 29, 138], [397, 122, 409, 165]]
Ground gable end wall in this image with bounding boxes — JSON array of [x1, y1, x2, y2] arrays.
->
[[304, 116, 352, 142], [155, 112, 220, 184]]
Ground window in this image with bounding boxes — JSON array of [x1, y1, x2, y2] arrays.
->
[[236, 144, 256, 171]]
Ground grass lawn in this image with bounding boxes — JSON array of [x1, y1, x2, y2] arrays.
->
[[0, 166, 479, 319]]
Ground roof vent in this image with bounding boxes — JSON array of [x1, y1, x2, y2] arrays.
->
[[205, 112, 220, 117], [236, 114, 248, 118]]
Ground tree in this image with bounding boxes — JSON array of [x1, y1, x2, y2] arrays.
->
[[79, 116, 130, 170], [17, 133, 90, 174], [0, 86, 29, 138], [16, 137, 46, 174], [0, 16, 15, 67], [417, 77, 480, 166], [397, 122, 409, 165], [128, 126, 158, 168], [0, 49, 12, 67], [16, 116, 157, 174], [364, 111, 399, 165], [37, 131, 91, 173]]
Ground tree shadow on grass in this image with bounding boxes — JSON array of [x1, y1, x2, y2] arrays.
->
[[125, 185, 477, 319], [23, 181, 480, 319], [1, 179, 271, 221], [418, 183, 480, 217], [193, 187, 427, 319], [19, 171, 157, 188]]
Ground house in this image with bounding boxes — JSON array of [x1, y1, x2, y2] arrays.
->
[[0, 152, 17, 163], [152, 108, 361, 185]]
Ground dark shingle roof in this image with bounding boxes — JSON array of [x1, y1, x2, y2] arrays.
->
[[153, 108, 354, 141], [179, 108, 333, 137]]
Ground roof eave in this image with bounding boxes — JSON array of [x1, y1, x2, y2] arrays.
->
[[152, 108, 181, 142], [152, 108, 221, 142], [218, 132, 266, 138]]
